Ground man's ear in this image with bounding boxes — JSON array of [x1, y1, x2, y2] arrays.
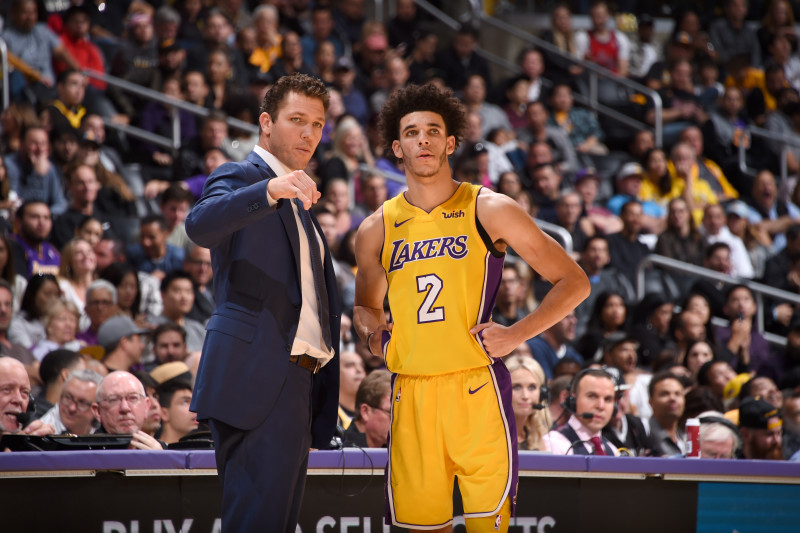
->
[[446, 135, 456, 156], [391, 139, 402, 160], [359, 402, 371, 421], [259, 112, 272, 136]]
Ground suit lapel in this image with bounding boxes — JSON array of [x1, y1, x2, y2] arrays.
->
[[247, 151, 302, 278]]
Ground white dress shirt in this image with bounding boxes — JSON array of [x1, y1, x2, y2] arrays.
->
[[254, 145, 334, 364]]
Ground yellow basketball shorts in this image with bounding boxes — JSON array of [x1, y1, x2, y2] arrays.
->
[[385, 358, 518, 528]]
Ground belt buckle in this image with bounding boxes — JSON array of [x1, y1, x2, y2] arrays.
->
[[312, 357, 321, 374]]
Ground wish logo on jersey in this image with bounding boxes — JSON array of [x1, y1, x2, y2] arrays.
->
[[443, 210, 465, 219], [387, 235, 469, 273]]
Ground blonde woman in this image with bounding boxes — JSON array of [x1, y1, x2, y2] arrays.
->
[[31, 299, 85, 361], [505, 354, 552, 451], [58, 238, 98, 331], [318, 116, 375, 186]]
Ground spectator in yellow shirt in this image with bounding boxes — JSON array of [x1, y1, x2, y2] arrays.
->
[[640, 143, 719, 226]]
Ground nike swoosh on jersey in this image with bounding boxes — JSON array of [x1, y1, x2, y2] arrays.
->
[[394, 217, 413, 227], [469, 382, 488, 395]]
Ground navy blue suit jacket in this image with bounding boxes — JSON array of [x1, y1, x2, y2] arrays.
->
[[186, 151, 340, 449]]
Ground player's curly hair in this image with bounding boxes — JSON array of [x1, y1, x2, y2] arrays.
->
[[259, 73, 330, 119], [378, 83, 467, 151]]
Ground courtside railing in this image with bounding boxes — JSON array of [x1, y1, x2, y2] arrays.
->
[[82, 69, 258, 151], [636, 254, 800, 346], [738, 125, 800, 185], [0, 38, 9, 112]]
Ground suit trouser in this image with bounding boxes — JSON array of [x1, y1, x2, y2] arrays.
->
[[210, 363, 313, 532]]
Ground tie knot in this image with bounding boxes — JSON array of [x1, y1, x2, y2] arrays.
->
[[589, 436, 606, 456]]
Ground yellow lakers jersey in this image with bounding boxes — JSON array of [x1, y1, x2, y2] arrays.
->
[[381, 183, 505, 375]]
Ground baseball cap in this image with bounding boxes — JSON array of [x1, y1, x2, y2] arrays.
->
[[334, 56, 355, 72], [97, 316, 150, 350], [738, 396, 782, 429], [602, 365, 633, 392], [150, 361, 192, 386], [723, 373, 752, 402], [602, 331, 640, 356], [80, 130, 101, 147], [638, 14, 654, 27], [673, 31, 693, 46], [469, 142, 488, 156], [575, 167, 600, 184], [616, 162, 644, 182], [248, 69, 274, 86], [725, 200, 751, 219], [159, 38, 182, 54]]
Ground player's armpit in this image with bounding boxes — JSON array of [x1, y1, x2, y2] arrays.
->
[[476, 191, 590, 340]]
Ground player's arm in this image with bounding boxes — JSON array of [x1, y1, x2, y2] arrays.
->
[[353, 210, 391, 357], [471, 191, 591, 357]]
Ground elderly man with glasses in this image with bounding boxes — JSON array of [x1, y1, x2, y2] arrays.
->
[[343, 369, 392, 448], [91, 370, 164, 449], [39, 368, 102, 434]]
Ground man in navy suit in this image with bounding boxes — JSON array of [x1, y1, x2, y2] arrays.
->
[[185, 73, 340, 532]]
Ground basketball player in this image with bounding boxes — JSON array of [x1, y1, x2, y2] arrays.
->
[[354, 84, 590, 531]]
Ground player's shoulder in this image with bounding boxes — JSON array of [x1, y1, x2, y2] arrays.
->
[[476, 187, 523, 217], [356, 206, 385, 240]]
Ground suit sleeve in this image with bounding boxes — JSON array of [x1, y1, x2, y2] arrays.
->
[[186, 162, 280, 249]]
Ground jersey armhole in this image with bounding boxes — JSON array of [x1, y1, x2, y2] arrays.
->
[[475, 191, 505, 259], [378, 205, 385, 260]]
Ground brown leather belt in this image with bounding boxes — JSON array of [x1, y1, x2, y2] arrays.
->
[[289, 353, 322, 374]]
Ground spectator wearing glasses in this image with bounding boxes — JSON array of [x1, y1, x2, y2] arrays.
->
[[91, 370, 164, 449], [77, 279, 118, 347], [39, 368, 102, 434], [343, 369, 392, 448], [34, 348, 85, 415]]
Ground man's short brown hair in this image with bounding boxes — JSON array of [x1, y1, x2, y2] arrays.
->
[[259, 73, 329, 119], [354, 370, 392, 422]]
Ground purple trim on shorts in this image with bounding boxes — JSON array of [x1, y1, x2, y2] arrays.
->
[[381, 330, 391, 364], [492, 358, 519, 516], [385, 372, 397, 526]]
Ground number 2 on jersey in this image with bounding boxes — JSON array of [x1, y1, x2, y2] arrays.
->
[[416, 274, 444, 323]]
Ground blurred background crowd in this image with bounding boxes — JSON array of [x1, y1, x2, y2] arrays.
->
[[0, 0, 799, 459]]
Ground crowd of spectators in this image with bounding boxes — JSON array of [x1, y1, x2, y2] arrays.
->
[[1, 0, 800, 460]]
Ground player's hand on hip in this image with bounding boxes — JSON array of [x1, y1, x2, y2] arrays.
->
[[369, 323, 393, 356], [470, 321, 518, 358], [266, 170, 322, 210]]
